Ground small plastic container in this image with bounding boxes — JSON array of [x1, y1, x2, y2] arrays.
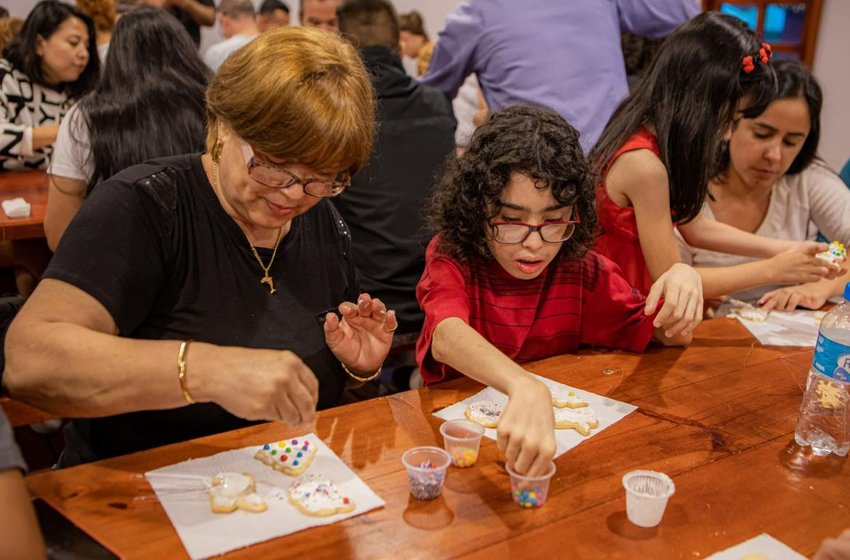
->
[[402, 446, 451, 500], [439, 420, 485, 468], [622, 470, 676, 527], [506, 462, 556, 508]]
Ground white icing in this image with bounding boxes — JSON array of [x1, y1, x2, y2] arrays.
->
[[466, 401, 503, 423], [555, 407, 598, 430], [550, 388, 588, 406], [289, 476, 350, 513], [240, 493, 265, 507], [210, 473, 251, 498]]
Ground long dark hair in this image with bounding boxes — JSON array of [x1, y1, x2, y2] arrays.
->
[[76, 7, 210, 192], [591, 12, 776, 224], [430, 105, 597, 262], [3, 0, 99, 98], [718, 60, 822, 177]]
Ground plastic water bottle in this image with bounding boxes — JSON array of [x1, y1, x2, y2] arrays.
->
[[794, 282, 850, 456]]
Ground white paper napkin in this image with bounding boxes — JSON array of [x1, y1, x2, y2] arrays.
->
[[705, 533, 807, 559], [1, 197, 31, 218], [434, 374, 637, 458], [146, 433, 385, 560]]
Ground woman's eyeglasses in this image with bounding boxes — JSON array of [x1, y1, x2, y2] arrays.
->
[[240, 141, 349, 198], [489, 215, 581, 244]]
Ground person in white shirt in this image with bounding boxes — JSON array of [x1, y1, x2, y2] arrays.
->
[[678, 60, 850, 310], [203, 0, 258, 71]]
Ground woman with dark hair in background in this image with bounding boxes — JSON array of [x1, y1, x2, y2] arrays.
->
[[45, 7, 210, 250], [0, 0, 98, 171], [678, 60, 850, 311]]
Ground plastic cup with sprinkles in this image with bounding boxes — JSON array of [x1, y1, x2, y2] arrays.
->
[[439, 419, 485, 468], [506, 461, 556, 509], [401, 446, 450, 500]]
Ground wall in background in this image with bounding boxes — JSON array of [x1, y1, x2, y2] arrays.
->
[[812, 0, 850, 172]]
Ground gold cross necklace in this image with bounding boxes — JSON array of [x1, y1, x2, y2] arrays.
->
[[212, 159, 283, 294]]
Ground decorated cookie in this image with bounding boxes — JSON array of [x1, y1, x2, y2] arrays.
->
[[465, 401, 504, 428], [554, 407, 599, 436], [288, 476, 355, 517], [816, 241, 846, 269], [209, 472, 267, 514], [727, 298, 768, 322], [255, 436, 318, 476], [550, 387, 589, 409]]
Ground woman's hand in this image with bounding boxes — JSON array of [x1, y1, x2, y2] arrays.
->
[[324, 293, 396, 374], [199, 347, 318, 425], [646, 263, 703, 337], [498, 375, 556, 477], [758, 282, 832, 312], [780, 239, 827, 256]]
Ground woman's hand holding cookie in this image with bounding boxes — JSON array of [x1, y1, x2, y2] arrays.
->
[[498, 374, 556, 477]]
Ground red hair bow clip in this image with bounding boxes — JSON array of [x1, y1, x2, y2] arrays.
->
[[742, 55, 755, 74], [758, 42, 773, 63]]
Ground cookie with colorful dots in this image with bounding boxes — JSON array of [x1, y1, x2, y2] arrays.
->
[[288, 476, 355, 517], [816, 241, 846, 270], [255, 436, 318, 476]]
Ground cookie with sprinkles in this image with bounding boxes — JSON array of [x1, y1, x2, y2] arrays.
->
[[554, 407, 599, 436], [288, 476, 355, 517], [465, 401, 503, 428], [255, 435, 318, 476], [550, 387, 589, 409]]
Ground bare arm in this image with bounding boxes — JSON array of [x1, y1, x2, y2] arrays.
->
[[44, 175, 86, 251], [168, 0, 215, 27], [0, 469, 46, 560], [758, 268, 850, 312], [31, 124, 60, 151], [3, 279, 319, 424], [696, 247, 834, 299], [431, 317, 555, 477], [678, 214, 822, 257], [606, 149, 703, 335]]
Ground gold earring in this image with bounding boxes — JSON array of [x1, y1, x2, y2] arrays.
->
[[211, 140, 223, 163]]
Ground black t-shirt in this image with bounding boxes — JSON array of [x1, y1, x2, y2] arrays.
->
[[169, 0, 214, 47], [333, 47, 456, 335], [44, 154, 357, 466]]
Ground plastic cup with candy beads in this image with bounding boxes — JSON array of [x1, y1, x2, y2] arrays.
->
[[401, 446, 451, 500], [506, 461, 556, 509], [439, 419, 485, 468]]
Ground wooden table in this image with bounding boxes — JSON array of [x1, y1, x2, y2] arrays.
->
[[0, 170, 48, 241], [26, 319, 849, 559]]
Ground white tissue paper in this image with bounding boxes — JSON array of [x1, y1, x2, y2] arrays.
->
[[1, 197, 31, 218]]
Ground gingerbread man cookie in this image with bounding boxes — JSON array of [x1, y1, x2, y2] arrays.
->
[[209, 472, 267, 514], [550, 387, 589, 408], [554, 407, 599, 436]]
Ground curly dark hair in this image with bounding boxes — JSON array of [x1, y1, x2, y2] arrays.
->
[[429, 105, 598, 262]]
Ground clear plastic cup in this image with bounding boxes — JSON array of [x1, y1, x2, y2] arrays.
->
[[402, 446, 451, 500], [622, 470, 676, 527], [439, 420, 485, 468], [506, 462, 556, 508]]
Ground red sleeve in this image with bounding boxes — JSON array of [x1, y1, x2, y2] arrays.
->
[[579, 252, 657, 353], [415, 238, 471, 384]]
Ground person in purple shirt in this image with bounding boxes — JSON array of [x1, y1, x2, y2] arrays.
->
[[421, 0, 699, 151]]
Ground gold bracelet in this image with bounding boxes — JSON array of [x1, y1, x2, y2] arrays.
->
[[340, 361, 382, 383], [177, 340, 195, 404]]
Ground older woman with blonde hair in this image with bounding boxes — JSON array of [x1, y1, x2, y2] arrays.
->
[[3, 27, 395, 467]]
